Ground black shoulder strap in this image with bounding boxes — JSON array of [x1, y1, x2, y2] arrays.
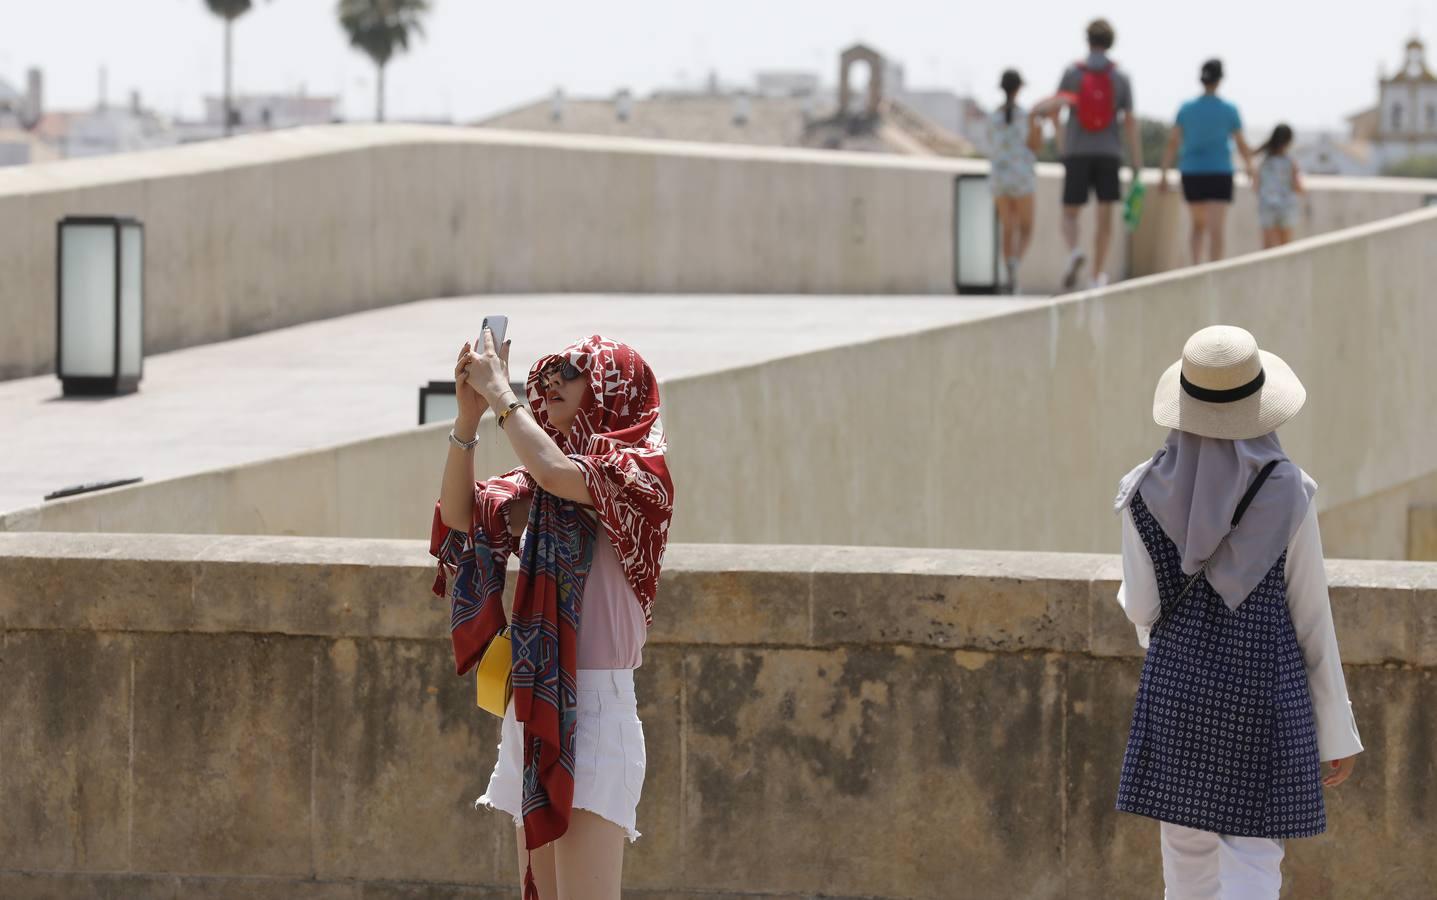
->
[[1230, 460, 1281, 529], [1152, 458, 1284, 635]]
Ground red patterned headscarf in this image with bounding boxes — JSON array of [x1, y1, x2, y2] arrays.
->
[[524, 334, 674, 620]]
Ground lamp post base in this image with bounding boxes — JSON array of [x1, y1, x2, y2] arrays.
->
[[60, 376, 141, 397]]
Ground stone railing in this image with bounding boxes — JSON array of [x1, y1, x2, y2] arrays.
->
[[1, 534, 1433, 899], [11, 205, 1437, 564], [5, 124, 1436, 380]]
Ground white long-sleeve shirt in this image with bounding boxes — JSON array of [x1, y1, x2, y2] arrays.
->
[[1117, 502, 1364, 762]]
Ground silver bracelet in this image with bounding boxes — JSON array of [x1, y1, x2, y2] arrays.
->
[[448, 429, 480, 450]]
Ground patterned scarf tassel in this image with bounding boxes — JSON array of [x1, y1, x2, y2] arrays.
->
[[524, 850, 540, 900]]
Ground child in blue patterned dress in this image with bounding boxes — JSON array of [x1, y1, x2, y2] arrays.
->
[[1113, 326, 1361, 900], [1254, 124, 1305, 249], [987, 69, 1043, 293]]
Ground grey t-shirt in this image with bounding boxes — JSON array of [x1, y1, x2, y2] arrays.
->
[[1058, 52, 1133, 160]]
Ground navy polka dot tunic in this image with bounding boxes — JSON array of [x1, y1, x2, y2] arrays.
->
[[1116, 492, 1325, 838]]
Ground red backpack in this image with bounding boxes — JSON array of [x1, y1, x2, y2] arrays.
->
[[1074, 62, 1117, 131]]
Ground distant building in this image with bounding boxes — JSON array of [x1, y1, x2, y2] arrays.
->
[[0, 69, 48, 166], [0, 64, 346, 165], [1290, 129, 1375, 177], [170, 91, 340, 143], [1331, 36, 1437, 174], [476, 44, 980, 159], [204, 92, 339, 131], [0, 128, 57, 166], [754, 71, 821, 99], [0, 66, 175, 162], [882, 62, 990, 155], [0, 70, 42, 127], [41, 95, 174, 159], [480, 87, 817, 148]]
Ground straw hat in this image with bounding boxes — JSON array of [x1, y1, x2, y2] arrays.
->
[[1153, 326, 1305, 440]]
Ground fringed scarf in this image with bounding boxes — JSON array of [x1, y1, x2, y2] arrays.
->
[[429, 335, 674, 890]]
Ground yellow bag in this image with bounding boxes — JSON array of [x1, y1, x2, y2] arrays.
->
[[474, 627, 513, 717]]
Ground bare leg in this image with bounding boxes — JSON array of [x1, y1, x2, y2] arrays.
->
[[1092, 202, 1114, 277], [995, 195, 1018, 262], [1060, 204, 1086, 290], [1188, 202, 1209, 264], [516, 827, 559, 900], [1275, 227, 1293, 246], [1014, 194, 1036, 260], [553, 809, 626, 900], [1061, 204, 1081, 252], [1261, 228, 1279, 249], [1207, 202, 1229, 261]]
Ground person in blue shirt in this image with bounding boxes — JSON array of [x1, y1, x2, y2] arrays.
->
[[1158, 59, 1256, 264]]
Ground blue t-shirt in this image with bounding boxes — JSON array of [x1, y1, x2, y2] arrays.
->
[[1176, 94, 1242, 173]]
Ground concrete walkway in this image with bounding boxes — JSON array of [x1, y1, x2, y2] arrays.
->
[[0, 293, 1047, 514]]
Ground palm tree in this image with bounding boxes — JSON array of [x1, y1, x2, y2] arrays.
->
[[337, 0, 431, 123], [204, 0, 265, 136]]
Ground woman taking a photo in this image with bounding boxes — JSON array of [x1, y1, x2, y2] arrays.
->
[[1158, 59, 1257, 264], [1112, 325, 1361, 898], [431, 328, 675, 900]]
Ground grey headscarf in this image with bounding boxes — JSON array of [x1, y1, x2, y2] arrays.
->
[[1115, 430, 1317, 610]]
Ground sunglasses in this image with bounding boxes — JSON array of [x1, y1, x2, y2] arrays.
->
[[538, 360, 583, 392]]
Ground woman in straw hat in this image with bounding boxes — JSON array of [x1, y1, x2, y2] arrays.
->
[[1112, 326, 1361, 899]]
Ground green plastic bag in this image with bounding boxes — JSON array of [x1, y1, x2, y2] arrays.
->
[[1123, 180, 1147, 232]]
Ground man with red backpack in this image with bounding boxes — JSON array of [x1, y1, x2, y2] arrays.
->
[[1053, 18, 1144, 290]]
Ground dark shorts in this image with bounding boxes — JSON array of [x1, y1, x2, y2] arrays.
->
[[1062, 155, 1122, 205], [1181, 173, 1234, 203]]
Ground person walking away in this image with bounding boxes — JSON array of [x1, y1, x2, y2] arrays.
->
[[988, 69, 1042, 294], [1053, 18, 1144, 291], [1113, 325, 1362, 899], [1254, 124, 1305, 249], [1158, 59, 1256, 264]]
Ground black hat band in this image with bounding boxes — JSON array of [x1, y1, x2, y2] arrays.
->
[[1180, 368, 1265, 403]]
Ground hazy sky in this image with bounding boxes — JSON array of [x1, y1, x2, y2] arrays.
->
[[1, 0, 1430, 132]]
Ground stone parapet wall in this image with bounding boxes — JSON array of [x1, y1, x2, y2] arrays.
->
[[9, 205, 1437, 563], [4, 124, 1434, 380], [2, 534, 1433, 899]]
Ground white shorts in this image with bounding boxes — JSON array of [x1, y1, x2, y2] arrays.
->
[[477, 668, 646, 842]]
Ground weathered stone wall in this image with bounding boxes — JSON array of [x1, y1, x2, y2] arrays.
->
[[3, 125, 1434, 380], [1, 534, 1433, 899]]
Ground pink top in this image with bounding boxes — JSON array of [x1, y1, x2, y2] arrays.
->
[[576, 527, 647, 670]]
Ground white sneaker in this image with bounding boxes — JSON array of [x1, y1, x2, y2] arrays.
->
[[1062, 250, 1086, 290], [1088, 272, 1110, 290]]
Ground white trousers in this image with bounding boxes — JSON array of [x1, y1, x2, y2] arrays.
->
[[1161, 822, 1284, 900]]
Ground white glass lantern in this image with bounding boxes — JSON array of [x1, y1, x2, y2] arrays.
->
[[953, 174, 1000, 294], [418, 380, 459, 426], [57, 216, 144, 395], [419, 379, 529, 426]]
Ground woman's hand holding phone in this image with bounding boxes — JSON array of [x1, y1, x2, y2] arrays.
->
[[453, 340, 489, 438], [466, 326, 514, 407]]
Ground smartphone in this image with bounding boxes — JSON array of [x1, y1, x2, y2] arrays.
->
[[481, 315, 508, 349]]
